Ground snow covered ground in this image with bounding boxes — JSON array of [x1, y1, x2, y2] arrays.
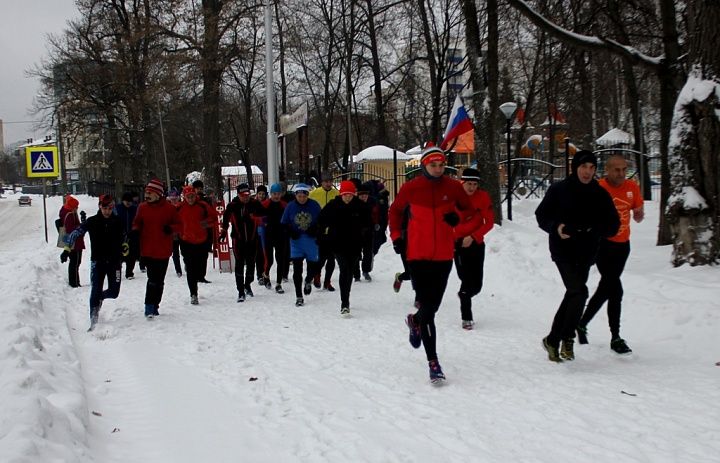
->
[[0, 191, 718, 463]]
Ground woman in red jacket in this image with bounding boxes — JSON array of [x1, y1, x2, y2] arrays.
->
[[452, 167, 495, 330], [60, 195, 85, 287], [389, 146, 472, 384], [177, 185, 217, 305], [132, 179, 181, 318]]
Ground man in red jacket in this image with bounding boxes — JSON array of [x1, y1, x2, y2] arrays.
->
[[452, 167, 495, 330], [132, 179, 181, 318], [177, 185, 217, 305], [389, 145, 472, 384]]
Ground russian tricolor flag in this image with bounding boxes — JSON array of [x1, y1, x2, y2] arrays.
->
[[440, 95, 473, 150]]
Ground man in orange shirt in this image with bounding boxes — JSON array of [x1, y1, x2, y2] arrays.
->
[[577, 155, 644, 354]]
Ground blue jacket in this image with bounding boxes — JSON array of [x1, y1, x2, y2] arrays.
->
[[281, 199, 321, 238]]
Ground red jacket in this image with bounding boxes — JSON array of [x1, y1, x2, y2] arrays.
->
[[132, 198, 181, 259], [453, 189, 494, 244], [61, 207, 85, 251], [177, 200, 217, 245], [389, 175, 472, 261]]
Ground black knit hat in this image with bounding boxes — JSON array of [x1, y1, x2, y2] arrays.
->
[[571, 150, 597, 174], [237, 183, 250, 195], [256, 185, 268, 193], [461, 167, 480, 181]]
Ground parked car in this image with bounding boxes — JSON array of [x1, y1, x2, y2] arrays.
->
[[18, 195, 32, 206]]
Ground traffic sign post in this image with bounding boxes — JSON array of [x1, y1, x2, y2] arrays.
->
[[26, 146, 60, 243]]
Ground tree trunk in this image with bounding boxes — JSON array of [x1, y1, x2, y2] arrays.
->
[[201, 0, 223, 194], [417, 0, 441, 142], [667, 0, 720, 266], [365, 0, 387, 145], [656, 0, 685, 246]]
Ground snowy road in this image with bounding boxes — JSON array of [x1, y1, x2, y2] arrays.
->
[[1, 193, 719, 462]]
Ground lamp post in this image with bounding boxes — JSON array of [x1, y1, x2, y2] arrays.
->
[[499, 102, 518, 221]]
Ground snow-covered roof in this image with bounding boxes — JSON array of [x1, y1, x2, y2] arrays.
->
[[405, 145, 423, 156], [596, 128, 634, 146], [17, 138, 56, 148], [354, 145, 410, 162], [221, 165, 264, 176]]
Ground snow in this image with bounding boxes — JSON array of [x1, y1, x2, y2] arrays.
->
[[668, 186, 709, 211], [596, 128, 635, 147], [1, 193, 719, 462], [220, 165, 264, 176], [676, 70, 720, 108], [354, 145, 410, 162]]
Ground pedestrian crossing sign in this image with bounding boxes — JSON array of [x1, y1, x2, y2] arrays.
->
[[26, 146, 60, 178]]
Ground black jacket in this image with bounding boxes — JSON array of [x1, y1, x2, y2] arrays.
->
[[535, 176, 620, 265], [318, 196, 372, 255], [222, 197, 263, 243], [78, 211, 125, 263]]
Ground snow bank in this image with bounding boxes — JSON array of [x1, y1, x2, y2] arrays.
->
[[0, 196, 91, 462]]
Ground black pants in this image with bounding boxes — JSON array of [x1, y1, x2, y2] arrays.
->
[[547, 261, 591, 347], [172, 238, 183, 275], [233, 239, 256, 291], [580, 240, 630, 338], [372, 227, 387, 255], [256, 234, 266, 279], [143, 257, 169, 307], [408, 260, 453, 362], [336, 253, 359, 308], [89, 260, 121, 317], [355, 237, 373, 277], [316, 238, 335, 284], [181, 241, 207, 297], [454, 242, 486, 322], [265, 237, 289, 285], [69, 249, 83, 287], [292, 258, 319, 298]]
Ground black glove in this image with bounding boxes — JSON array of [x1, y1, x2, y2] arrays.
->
[[60, 250, 70, 263], [79, 211, 87, 223], [443, 211, 460, 227], [121, 242, 130, 257], [162, 224, 173, 235], [563, 224, 592, 236], [392, 238, 405, 254]]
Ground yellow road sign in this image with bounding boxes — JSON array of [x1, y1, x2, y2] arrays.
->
[[26, 146, 60, 178]]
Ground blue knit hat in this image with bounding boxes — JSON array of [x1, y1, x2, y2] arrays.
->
[[270, 183, 283, 194]]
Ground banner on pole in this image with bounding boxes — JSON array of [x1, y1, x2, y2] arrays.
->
[[279, 102, 308, 135]]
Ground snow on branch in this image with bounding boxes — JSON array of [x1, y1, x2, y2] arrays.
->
[[506, 0, 663, 69]]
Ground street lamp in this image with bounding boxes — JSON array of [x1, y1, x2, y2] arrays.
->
[[499, 102, 518, 221]]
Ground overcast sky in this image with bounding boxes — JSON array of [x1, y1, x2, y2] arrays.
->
[[0, 0, 78, 146]]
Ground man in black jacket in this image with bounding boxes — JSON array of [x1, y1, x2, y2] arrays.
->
[[220, 183, 264, 302], [535, 150, 620, 362], [318, 180, 372, 315], [66, 195, 125, 330]]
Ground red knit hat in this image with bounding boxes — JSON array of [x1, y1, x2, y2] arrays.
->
[[339, 180, 356, 196], [145, 178, 165, 197], [182, 185, 196, 197], [65, 195, 79, 209], [98, 194, 114, 207], [420, 146, 447, 166]]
